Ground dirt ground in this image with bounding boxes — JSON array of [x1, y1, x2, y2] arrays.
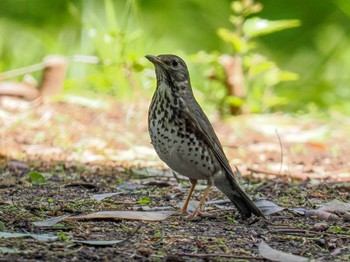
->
[[0, 97, 350, 261]]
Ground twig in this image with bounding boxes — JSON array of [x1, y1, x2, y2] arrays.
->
[[247, 167, 289, 177], [175, 253, 265, 260], [117, 224, 142, 245], [275, 129, 284, 175], [270, 228, 350, 238], [270, 228, 318, 238]]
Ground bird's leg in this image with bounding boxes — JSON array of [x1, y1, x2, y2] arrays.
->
[[187, 180, 213, 219], [181, 179, 197, 214]]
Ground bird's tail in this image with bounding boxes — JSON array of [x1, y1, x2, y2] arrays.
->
[[214, 171, 265, 218]]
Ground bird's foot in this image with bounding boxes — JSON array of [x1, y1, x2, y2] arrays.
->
[[180, 208, 189, 215], [185, 207, 202, 220]]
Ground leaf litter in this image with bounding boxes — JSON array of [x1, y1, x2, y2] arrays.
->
[[0, 99, 350, 260], [1, 161, 349, 261]]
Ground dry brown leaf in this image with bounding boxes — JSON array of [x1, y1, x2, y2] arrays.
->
[[33, 215, 71, 227], [305, 210, 339, 221], [65, 210, 177, 222], [318, 199, 350, 214]]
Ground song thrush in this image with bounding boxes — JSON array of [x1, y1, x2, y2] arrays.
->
[[146, 54, 264, 219]]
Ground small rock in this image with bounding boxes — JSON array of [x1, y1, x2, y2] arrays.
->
[[314, 222, 329, 231], [314, 238, 326, 247], [137, 247, 152, 257], [6, 160, 28, 171]]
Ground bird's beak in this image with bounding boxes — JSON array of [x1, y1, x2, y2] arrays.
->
[[145, 55, 166, 68]]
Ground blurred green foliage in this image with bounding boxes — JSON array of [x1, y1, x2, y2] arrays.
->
[[0, 0, 350, 115], [193, 0, 300, 114]]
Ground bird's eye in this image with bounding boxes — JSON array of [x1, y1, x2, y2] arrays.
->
[[172, 60, 179, 67]]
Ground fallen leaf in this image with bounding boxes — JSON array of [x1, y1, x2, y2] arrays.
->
[[74, 224, 141, 246], [0, 231, 58, 242], [254, 199, 284, 215], [305, 210, 339, 221], [289, 207, 307, 215], [259, 240, 312, 262], [0, 247, 30, 254], [73, 239, 124, 246], [318, 199, 350, 214], [65, 210, 176, 222], [117, 182, 144, 190], [33, 215, 71, 227], [92, 192, 123, 202]]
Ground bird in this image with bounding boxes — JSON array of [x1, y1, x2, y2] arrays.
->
[[146, 54, 264, 219]]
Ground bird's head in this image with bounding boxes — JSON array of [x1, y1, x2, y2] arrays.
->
[[145, 54, 190, 90]]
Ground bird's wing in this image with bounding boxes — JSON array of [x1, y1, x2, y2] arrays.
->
[[183, 95, 265, 218], [182, 97, 234, 176]]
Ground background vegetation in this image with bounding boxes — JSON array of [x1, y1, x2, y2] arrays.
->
[[1, 0, 350, 115]]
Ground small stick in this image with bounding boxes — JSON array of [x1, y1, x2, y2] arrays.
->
[[275, 129, 284, 175], [247, 167, 289, 177]]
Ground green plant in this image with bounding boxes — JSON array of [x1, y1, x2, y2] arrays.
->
[[226, 216, 237, 224], [193, 0, 300, 114], [67, 0, 146, 98], [136, 197, 151, 204], [28, 171, 47, 185], [57, 232, 69, 241], [0, 221, 5, 231]]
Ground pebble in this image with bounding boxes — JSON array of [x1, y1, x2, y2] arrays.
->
[[313, 222, 329, 231]]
